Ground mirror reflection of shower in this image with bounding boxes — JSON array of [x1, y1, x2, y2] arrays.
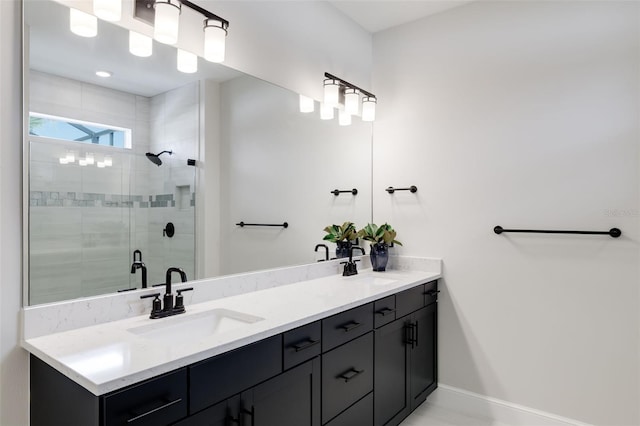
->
[[145, 150, 172, 166]]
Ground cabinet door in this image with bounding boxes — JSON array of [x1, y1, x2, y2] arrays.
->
[[374, 317, 410, 426], [242, 358, 320, 426], [173, 396, 240, 426], [409, 303, 437, 411]]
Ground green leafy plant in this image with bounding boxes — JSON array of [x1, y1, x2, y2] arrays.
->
[[323, 221, 357, 243], [357, 223, 402, 246]]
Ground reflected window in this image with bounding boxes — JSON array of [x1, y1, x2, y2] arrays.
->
[[29, 112, 132, 148]]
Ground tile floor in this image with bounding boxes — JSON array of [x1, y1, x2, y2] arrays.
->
[[402, 402, 510, 426]]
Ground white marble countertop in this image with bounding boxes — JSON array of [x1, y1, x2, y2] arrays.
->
[[23, 268, 440, 396]]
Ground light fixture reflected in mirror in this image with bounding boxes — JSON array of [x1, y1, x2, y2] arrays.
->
[[129, 31, 153, 57], [153, 0, 181, 45], [338, 109, 351, 126], [69, 8, 97, 38], [93, 0, 121, 22], [299, 95, 315, 113], [320, 103, 334, 120], [177, 49, 198, 73]]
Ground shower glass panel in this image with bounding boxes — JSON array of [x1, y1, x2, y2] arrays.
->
[[28, 138, 195, 304]]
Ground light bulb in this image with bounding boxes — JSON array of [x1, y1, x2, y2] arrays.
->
[[177, 49, 198, 73], [129, 31, 153, 57], [299, 95, 315, 113], [93, 0, 121, 22], [204, 19, 227, 63], [69, 8, 97, 38], [323, 79, 340, 108], [338, 109, 351, 126], [344, 88, 359, 115], [153, 0, 181, 45], [362, 96, 377, 122], [320, 103, 334, 120]]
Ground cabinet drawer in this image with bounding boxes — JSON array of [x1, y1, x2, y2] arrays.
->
[[189, 335, 282, 413], [322, 332, 374, 423], [283, 321, 321, 370], [325, 392, 373, 426], [374, 295, 396, 328], [396, 284, 425, 318], [424, 280, 439, 306], [103, 368, 187, 426], [322, 303, 373, 352]]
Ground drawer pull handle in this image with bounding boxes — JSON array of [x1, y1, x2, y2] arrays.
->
[[424, 290, 441, 296], [337, 368, 364, 382], [375, 307, 396, 317], [339, 321, 362, 332], [291, 338, 320, 352], [126, 398, 182, 423]]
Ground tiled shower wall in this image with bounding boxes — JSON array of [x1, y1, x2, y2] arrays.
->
[[28, 72, 196, 304]]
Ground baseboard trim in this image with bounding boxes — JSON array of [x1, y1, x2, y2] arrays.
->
[[427, 384, 593, 426]]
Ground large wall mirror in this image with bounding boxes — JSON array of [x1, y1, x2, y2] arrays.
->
[[24, 0, 373, 305]]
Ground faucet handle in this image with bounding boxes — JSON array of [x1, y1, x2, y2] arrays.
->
[[174, 288, 194, 313], [140, 293, 162, 317]]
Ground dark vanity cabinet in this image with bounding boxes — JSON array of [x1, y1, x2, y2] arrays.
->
[[30, 280, 437, 426]]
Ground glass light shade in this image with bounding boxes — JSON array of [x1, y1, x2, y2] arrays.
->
[[320, 103, 334, 120], [79, 159, 88, 166], [97, 162, 106, 168], [65, 151, 75, 163], [129, 31, 153, 57], [344, 88, 359, 115], [153, 0, 181, 45], [299, 95, 315, 113], [338, 109, 352, 126], [323, 79, 340, 108], [104, 156, 113, 167], [362, 96, 377, 122], [177, 49, 198, 73], [204, 19, 227, 63], [69, 8, 98, 38], [93, 0, 121, 22], [85, 153, 95, 165], [59, 157, 69, 165]]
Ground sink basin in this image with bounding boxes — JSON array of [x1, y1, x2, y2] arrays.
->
[[128, 309, 264, 344], [348, 274, 398, 286]]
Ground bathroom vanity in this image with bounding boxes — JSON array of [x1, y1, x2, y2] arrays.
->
[[23, 261, 440, 426]]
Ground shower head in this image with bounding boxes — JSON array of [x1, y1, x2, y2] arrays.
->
[[145, 150, 172, 166]]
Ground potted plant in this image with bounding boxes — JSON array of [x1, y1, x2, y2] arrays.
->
[[357, 223, 402, 271], [323, 221, 358, 258]]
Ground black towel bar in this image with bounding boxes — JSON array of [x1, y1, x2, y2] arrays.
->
[[494, 226, 621, 238], [237, 221, 289, 228]]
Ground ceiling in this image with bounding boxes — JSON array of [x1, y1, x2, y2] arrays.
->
[[328, 0, 475, 33]]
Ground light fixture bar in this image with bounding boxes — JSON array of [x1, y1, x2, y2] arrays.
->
[[324, 72, 375, 100], [134, 0, 229, 31], [181, 0, 229, 29]]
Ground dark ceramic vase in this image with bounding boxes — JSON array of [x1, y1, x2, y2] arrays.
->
[[370, 243, 389, 272], [336, 241, 352, 259]]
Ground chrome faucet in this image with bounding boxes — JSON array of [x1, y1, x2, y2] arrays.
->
[[140, 267, 192, 319], [130, 250, 147, 288]]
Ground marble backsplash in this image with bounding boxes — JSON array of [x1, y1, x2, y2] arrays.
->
[[22, 255, 442, 340]]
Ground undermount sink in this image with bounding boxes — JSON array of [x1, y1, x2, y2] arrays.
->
[[128, 308, 264, 344], [349, 274, 398, 286]]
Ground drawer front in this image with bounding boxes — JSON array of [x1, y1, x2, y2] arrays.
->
[[322, 332, 374, 423], [396, 284, 425, 318], [322, 303, 373, 352], [424, 280, 439, 306], [283, 321, 322, 370], [325, 392, 373, 426], [103, 368, 187, 426], [189, 335, 282, 413], [374, 295, 396, 328]]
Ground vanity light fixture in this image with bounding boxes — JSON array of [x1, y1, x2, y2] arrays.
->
[[323, 72, 377, 122], [129, 31, 153, 57], [79, 159, 88, 166], [153, 0, 181, 45], [323, 79, 340, 108], [104, 156, 113, 167], [93, 0, 121, 22], [338, 109, 352, 126], [320, 103, 334, 120], [344, 88, 359, 115], [59, 157, 69, 165], [299, 95, 315, 113], [177, 49, 198, 73], [97, 161, 106, 168], [135, 0, 229, 62], [65, 151, 76, 163], [69, 8, 98, 38], [85, 153, 95, 165]]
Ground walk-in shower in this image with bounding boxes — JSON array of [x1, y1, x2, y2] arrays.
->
[[145, 150, 173, 166]]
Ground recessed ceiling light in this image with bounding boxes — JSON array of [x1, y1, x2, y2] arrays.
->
[[96, 70, 112, 78]]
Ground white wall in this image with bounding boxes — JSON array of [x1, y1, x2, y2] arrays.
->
[[372, 1, 639, 424], [0, 0, 28, 424]]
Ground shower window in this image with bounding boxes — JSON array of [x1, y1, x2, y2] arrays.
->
[[29, 112, 132, 149]]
